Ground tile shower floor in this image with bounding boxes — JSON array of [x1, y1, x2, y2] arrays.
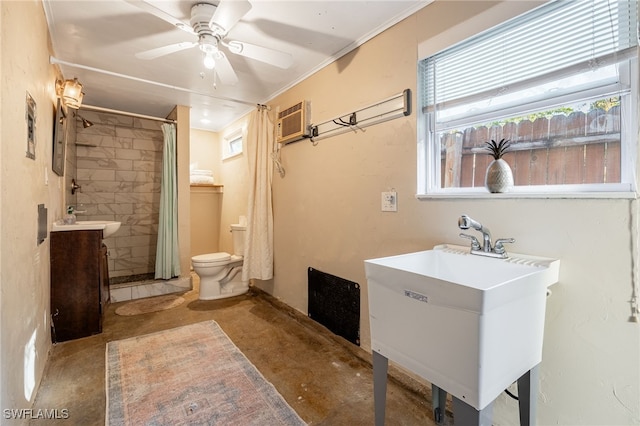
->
[[31, 274, 438, 425]]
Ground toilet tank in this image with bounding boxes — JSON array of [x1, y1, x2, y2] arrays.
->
[[230, 224, 246, 256]]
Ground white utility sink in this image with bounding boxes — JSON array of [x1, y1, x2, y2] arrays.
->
[[52, 220, 121, 238], [365, 244, 559, 410]]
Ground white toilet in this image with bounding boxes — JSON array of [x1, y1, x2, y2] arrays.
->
[[191, 224, 249, 300]]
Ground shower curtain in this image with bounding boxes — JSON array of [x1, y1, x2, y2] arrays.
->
[[242, 107, 274, 281], [155, 123, 181, 279]]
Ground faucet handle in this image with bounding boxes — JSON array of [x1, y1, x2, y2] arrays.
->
[[494, 238, 515, 254], [459, 233, 481, 251]]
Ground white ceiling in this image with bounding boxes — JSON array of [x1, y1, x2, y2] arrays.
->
[[43, 0, 428, 131]]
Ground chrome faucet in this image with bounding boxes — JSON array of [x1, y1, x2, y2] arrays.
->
[[458, 214, 515, 258]]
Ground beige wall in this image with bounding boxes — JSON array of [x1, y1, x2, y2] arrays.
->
[[0, 0, 61, 415], [189, 126, 250, 258], [190, 186, 222, 257], [172, 105, 192, 279], [218, 119, 250, 253], [219, 1, 639, 424], [190, 129, 220, 182], [189, 129, 222, 257]]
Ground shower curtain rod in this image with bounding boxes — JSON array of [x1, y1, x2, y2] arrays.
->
[[50, 56, 258, 108], [81, 104, 175, 123]]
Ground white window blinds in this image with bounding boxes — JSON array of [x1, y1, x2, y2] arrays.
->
[[421, 0, 639, 112]]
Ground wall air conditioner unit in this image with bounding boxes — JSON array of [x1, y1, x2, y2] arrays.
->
[[277, 101, 310, 144]]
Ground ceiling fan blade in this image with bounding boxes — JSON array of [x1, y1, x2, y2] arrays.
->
[[209, 0, 252, 35], [136, 42, 197, 60], [214, 51, 239, 85], [225, 40, 293, 69], [124, 1, 195, 35]]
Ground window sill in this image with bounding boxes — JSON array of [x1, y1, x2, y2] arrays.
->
[[416, 191, 638, 200]]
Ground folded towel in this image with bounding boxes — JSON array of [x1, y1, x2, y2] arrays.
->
[[190, 175, 214, 184]]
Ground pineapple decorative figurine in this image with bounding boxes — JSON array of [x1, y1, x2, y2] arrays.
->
[[484, 138, 514, 193]]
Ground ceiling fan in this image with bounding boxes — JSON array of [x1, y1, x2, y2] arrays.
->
[[128, 0, 293, 85]]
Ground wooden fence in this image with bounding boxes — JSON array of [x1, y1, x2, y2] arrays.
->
[[441, 106, 621, 188]]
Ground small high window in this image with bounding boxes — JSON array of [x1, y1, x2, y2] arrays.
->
[[223, 129, 243, 159], [418, 0, 638, 197]]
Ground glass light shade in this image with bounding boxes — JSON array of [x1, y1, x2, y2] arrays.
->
[[203, 53, 216, 70], [62, 78, 84, 109]]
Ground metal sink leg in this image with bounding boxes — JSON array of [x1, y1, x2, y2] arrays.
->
[[372, 351, 388, 426], [517, 364, 539, 426], [432, 384, 447, 424], [452, 396, 494, 425]]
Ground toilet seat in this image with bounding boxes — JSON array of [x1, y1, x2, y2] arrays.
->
[[191, 252, 231, 267]]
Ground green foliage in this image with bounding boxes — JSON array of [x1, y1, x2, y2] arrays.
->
[[591, 97, 620, 112], [488, 107, 573, 127], [447, 96, 622, 135]]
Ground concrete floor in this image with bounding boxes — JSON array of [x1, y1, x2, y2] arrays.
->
[[31, 274, 438, 425]]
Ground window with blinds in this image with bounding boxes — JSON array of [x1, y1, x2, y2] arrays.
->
[[417, 0, 638, 196]]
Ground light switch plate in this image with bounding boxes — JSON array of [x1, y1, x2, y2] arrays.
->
[[381, 191, 397, 212]]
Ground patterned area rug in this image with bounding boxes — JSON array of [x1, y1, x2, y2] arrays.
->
[[114, 294, 185, 316], [106, 321, 306, 425]]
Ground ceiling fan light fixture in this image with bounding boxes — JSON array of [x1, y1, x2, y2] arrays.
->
[[203, 53, 216, 69], [132, 0, 287, 86]]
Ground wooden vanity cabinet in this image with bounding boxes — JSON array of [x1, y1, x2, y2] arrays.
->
[[50, 230, 110, 342]]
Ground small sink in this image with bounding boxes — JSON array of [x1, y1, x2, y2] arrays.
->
[[52, 220, 121, 238], [365, 244, 559, 410]]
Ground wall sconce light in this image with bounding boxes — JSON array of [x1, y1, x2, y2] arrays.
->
[[55, 78, 84, 109], [76, 113, 94, 129]]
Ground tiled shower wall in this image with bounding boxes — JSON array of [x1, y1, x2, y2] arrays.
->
[[64, 110, 77, 207], [73, 110, 163, 281]]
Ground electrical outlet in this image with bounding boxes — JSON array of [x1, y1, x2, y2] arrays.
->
[[381, 191, 397, 212]]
